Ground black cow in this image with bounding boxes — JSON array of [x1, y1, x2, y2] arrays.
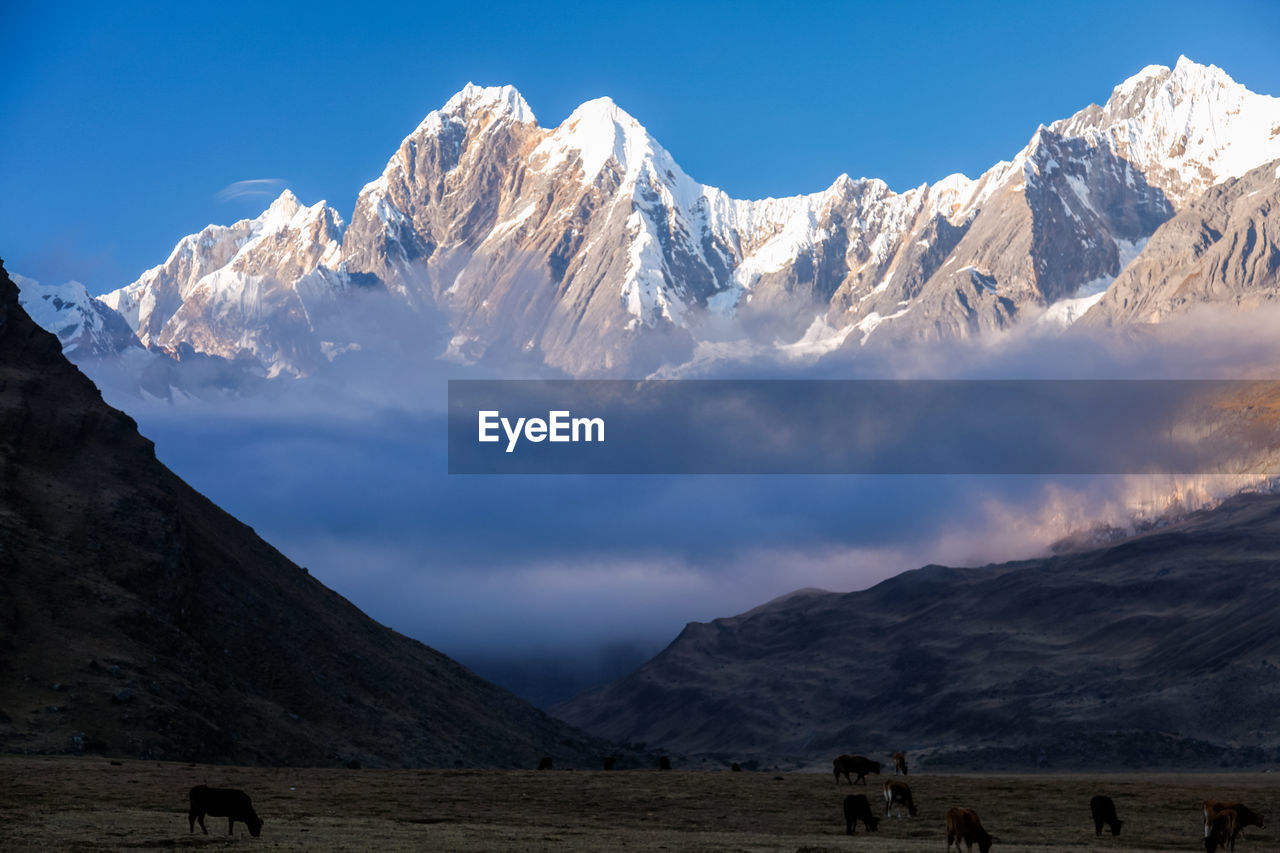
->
[[843, 794, 880, 834], [188, 786, 263, 837], [1090, 794, 1123, 836], [833, 754, 881, 785], [946, 807, 995, 853]]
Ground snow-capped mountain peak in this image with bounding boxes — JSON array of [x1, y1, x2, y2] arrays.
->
[[534, 95, 678, 185], [242, 190, 345, 271], [258, 188, 304, 231], [14, 274, 140, 358], [1051, 56, 1280, 206], [442, 82, 536, 124], [1112, 62, 1169, 99]]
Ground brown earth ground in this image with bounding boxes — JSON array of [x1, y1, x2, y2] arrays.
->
[[0, 756, 1277, 852]]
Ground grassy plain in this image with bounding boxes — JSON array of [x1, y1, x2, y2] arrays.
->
[[1, 756, 1277, 851]]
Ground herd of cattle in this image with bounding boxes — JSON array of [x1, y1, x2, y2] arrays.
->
[[833, 752, 1266, 852], [183, 751, 1268, 850]]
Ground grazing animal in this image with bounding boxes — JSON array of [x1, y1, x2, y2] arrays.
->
[[883, 779, 917, 817], [946, 807, 995, 853], [843, 794, 880, 834], [730, 762, 741, 772], [188, 786, 262, 837], [1204, 801, 1265, 839], [893, 750, 909, 775], [1090, 794, 1123, 836], [658, 756, 672, 770], [1205, 808, 1239, 853], [537, 756, 553, 770], [833, 754, 881, 785]]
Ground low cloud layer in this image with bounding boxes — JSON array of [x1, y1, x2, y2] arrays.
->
[[103, 300, 1280, 706]]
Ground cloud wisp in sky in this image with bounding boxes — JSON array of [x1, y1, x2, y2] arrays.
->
[[214, 178, 289, 203]]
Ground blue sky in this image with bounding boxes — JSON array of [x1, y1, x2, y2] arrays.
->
[[4, 0, 1278, 294]]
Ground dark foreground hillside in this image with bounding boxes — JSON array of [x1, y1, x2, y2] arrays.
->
[[0, 260, 607, 768], [558, 492, 1280, 767]]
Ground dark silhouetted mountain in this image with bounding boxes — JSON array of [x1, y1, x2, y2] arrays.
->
[[0, 259, 609, 767], [556, 493, 1280, 769]]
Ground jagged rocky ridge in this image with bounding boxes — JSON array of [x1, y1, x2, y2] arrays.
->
[[35, 57, 1280, 379], [0, 259, 613, 767]]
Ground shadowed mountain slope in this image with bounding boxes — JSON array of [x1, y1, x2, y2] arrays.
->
[[1081, 158, 1280, 326], [0, 260, 608, 768], [556, 493, 1280, 768]]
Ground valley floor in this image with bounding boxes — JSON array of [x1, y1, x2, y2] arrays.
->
[[0, 756, 1277, 851]]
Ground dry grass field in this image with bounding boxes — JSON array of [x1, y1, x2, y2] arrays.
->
[[1, 756, 1277, 852]]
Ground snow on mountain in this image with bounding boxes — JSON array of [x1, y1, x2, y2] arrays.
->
[[532, 96, 657, 183], [101, 190, 353, 377], [1051, 57, 1280, 208], [14, 273, 141, 359], [97, 61, 1280, 379]]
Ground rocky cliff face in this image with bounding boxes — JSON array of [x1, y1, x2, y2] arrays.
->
[[0, 259, 611, 767], [1080, 158, 1280, 326], [84, 58, 1280, 380]]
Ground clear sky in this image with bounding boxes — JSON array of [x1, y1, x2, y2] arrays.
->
[[3, 0, 1279, 294]]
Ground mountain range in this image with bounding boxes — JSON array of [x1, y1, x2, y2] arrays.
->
[[17, 57, 1280, 383]]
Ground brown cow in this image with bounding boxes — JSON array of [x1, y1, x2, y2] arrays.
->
[[1204, 800, 1264, 840], [188, 786, 263, 837], [843, 794, 879, 834], [1205, 808, 1239, 853], [1090, 794, 1123, 836], [893, 750, 909, 775], [833, 754, 881, 785], [884, 779, 917, 818], [946, 807, 995, 853]]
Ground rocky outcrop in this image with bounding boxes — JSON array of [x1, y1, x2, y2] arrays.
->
[[1080, 158, 1280, 326]]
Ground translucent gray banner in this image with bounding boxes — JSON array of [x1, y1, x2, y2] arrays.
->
[[447, 380, 1280, 474]]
